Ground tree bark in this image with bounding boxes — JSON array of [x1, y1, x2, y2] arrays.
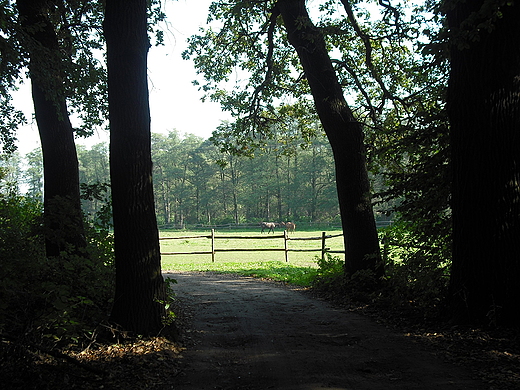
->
[[447, 0, 520, 326], [277, 0, 382, 276], [104, 0, 166, 334], [17, 0, 86, 257]]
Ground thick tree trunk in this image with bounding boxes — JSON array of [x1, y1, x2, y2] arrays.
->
[[277, 0, 382, 276], [104, 0, 166, 334], [447, 1, 520, 326], [17, 0, 86, 257]]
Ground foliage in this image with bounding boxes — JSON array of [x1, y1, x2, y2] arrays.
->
[[19, 137, 343, 227], [310, 241, 449, 319], [161, 277, 178, 326], [80, 181, 112, 232], [0, 152, 21, 194], [355, 0, 452, 289], [23, 148, 44, 201], [311, 254, 382, 303], [0, 192, 114, 350], [2, 0, 108, 139], [0, 2, 26, 154], [315, 254, 345, 281], [183, 0, 442, 150], [367, 78, 451, 315], [149, 129, 339, 225], [1, 0, 167, 150]]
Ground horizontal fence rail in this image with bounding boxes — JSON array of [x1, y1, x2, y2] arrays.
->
[[159, 229, 344, 262]]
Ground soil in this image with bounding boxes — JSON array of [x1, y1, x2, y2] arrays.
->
[[166, 271, 485, 390], [5, 271, 516, 389]]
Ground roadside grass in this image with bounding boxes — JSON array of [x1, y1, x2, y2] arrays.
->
[[160, 229, 345, 286]]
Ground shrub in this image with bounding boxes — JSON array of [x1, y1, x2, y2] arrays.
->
[[311, 254, 346, 295], [379, 220, 450, 319], [0, 193, 114, 349]]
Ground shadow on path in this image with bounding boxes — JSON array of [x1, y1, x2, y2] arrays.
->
[[165, 272, 483, 390]]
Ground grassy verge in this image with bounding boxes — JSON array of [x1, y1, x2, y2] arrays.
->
[[164, 260, 319, 286], [160, 229, 345, 286]]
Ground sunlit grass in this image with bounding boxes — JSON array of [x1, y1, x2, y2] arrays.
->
[[160, 229, 344, 286], [164, 260, 319, 286]]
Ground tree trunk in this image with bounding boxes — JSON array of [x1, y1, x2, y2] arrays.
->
[[447, 0, 520, 326], [104, 0, 166, 334], [275, 156, 283, 220], [17, 0, 86, 257], [277, 0, 382, 276]]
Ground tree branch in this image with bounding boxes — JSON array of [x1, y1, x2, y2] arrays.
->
[[331, 58, 378, 124], [340, 0, 394, 103], [249, 6, 280, 124]]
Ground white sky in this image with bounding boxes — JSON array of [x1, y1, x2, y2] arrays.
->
[[14, 0, 226, 156]]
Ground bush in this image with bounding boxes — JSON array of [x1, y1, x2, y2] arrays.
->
[[311, 254, 346, 295], [0, 193, 114, 349], [310, 230, 450, 319], [379, 220, 450, 319]]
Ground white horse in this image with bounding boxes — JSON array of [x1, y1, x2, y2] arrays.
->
[[260, 222, 279, 233]]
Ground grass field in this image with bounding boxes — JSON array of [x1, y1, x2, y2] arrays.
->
[[159, 229, 345, 286]]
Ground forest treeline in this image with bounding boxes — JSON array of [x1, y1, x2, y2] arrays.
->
[[5, 128, 393, 227]]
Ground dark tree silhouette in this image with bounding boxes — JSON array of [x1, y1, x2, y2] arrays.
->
[[447, 0, 520, 326], [17, 0, 86, 257], [104, 0, 167, 334]]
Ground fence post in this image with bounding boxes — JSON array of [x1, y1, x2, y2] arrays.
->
[[211, 228, 215, 262], [284, 230, 288, 262], [321, 231, 326, 261]]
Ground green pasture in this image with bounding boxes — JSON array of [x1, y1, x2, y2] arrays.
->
[[159, 229, 345, 286]]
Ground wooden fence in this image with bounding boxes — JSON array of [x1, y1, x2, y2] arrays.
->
[[159, 229, 344, 262], [158, 221, 393, 230]]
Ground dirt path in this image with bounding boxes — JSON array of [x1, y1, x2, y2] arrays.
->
[[165, 272, 485, 390]]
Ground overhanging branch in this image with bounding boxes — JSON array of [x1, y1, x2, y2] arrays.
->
[[340, 0, 409, 110], [248, 6, 280, 127]]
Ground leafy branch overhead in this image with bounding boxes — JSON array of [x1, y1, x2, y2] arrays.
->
[[0, 0, 165, 155], [183, 0, 443, 150]]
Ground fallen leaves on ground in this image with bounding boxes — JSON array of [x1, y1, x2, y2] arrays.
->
[[1, 335, 185, 390], [409, 327, 520, 390], [2, 282, 519, 390]]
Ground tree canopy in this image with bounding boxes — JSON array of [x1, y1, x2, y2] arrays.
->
[[183, 0, 442, 144]]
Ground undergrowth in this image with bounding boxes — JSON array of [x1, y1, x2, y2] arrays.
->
[[309, 251, 449, 322], [0, 193, 115, 356]]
